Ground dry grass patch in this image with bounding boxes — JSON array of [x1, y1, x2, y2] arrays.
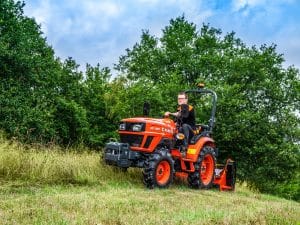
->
[[0, 140, 141, 186]]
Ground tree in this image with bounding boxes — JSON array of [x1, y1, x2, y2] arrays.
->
[[0, 0, 112, 147], [116, 16, 300, 199], [81, 64, 116, 148], [0, 0, 61, 143]]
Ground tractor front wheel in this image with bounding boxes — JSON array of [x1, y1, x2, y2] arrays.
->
[[188, 146, 216, 189], [143, 149, 174, 189]]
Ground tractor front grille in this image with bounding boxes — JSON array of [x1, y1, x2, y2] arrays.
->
[[119, 122, 146, 132], [120, 134, 144, 147], [143, 136, 154, 148]]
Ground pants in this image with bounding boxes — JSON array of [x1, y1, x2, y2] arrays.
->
[[181, 123, 194, 148]]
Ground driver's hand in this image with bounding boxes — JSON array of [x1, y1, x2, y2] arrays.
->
[[164, 112, 170, 117]]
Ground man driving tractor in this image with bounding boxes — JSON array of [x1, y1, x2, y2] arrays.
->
[[165, 92, 196, 157], [104, 84, 236, 190]]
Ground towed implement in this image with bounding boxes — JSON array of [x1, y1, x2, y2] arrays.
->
[[104, 85, 236, 190]]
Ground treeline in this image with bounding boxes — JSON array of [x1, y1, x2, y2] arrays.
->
[[0, 1, 117, 147], [1, 0, 299, 200]]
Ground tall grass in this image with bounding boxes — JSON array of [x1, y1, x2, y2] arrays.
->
[[0, 136, 299, 224], [0, 138, 141, 186]]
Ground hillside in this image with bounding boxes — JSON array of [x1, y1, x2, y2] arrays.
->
[[0, 140, 299, 224], [1, 0, 299, 203], [1, 181, 299, 225]]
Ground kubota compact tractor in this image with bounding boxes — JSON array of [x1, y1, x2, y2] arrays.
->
[[104, 84, 236, 190]]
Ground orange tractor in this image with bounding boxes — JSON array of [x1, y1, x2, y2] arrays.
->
[[104, 85, 236, 190]]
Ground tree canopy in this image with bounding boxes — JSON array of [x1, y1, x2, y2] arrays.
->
[[0, 0, 115, 147]]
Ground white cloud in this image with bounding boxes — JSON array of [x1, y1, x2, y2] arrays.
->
[[273, 25, 300, 68], [232, 0, 268, 11], [76, 1, 123, 34], [24, 0, 51, 35], [136, 0, 160, 5], [25, 0, 124, 35], [23, 0, 300, 72], [177, 0, 213, 23], [82, 1, 123, 18], [231, 0, 296, 12]]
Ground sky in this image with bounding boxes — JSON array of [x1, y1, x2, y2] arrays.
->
[[23, 0, 300, 74]]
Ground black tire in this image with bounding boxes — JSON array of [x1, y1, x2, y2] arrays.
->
[[143, 149, 174, 189], [188, 146, 216, 189]]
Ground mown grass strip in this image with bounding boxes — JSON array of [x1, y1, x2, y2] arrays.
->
[[0, 181, 299, 225]]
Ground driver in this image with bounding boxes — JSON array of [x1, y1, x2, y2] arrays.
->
[[165, 92, 195, 156]]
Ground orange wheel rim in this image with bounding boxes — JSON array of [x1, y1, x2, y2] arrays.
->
[[156, 161, 171, 185], [200, 154, 214, 185]]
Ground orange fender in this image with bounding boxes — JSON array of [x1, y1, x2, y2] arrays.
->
[[186, 136, 215, 162]]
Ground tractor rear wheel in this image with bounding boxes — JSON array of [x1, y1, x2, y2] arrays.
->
[[143, 149, 174, 189], [188, 146, 216, 189]]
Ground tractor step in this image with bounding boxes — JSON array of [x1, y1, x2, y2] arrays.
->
[[182, 158, 193, 162]]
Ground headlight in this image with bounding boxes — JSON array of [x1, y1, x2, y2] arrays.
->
[[132, 124, 143, 132], [176, 133, 185, 140], [119, 123, 126, 130]]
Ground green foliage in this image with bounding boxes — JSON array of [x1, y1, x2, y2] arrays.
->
[[0, 0, 60, 143], [0, 0, 114, 147], [115, 16, 300, 200], [53, 97, 88, 145], [82, 64, 116, 147]]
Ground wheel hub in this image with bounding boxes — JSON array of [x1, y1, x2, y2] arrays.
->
[[156, 160, 171, 185]]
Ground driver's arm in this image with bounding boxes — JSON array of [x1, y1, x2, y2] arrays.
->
[[164, 111, 180, 117]]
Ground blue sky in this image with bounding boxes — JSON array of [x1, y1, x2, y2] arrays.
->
[[24, 0, 300, 73]]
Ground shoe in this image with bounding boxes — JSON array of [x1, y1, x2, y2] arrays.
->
[[180, 146, 187, 158], [181, 151, 186, 158]]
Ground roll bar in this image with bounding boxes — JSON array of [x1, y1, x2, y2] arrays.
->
[[185, 85, 217, 133]]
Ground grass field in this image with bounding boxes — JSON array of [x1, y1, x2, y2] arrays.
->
[[0, 139, 299, 225]]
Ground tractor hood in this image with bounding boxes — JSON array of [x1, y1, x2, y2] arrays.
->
[[119, 117, 176, 135], [121, 117, 174, 125]]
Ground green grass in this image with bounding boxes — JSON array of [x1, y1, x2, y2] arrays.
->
[[0, 139, 140, 186], [0, 139, 299, 225]]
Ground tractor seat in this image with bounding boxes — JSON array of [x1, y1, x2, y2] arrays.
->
[[190, 124, 211, 144], [193, 124, 210, 135]]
